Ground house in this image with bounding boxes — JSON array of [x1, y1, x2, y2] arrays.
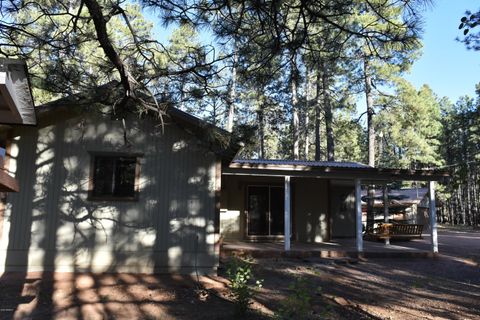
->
[[0, 84, 448, 275], [0, 83, 241, 275]]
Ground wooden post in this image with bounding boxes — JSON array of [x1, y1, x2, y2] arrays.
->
[[429, 181, 438, 253], [355, 179, 363, 252], [383, 184, 390, 245], [284, 176, 291, 251]]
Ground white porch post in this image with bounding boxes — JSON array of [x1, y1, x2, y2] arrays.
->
[[429, 181, 439, 253], [383, 184, 390, 245], [355, 179, 363, 252], [383, 185, 389, 223], [284, 176, 291, 251]]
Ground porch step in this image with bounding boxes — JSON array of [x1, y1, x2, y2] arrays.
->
[[220, 246, 434, 260], [220, 247, 355, 260]]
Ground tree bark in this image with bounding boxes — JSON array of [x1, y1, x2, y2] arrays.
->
[[364, 58, 375, 167], [226, 43, 237, 133], [257, 99, 265, 159], [474, 168, 479, 226], [84, 0, 135, 99], [304, 68, 313, 160], [467, 163, 472, 225], [290, 54, 300, 160], [364, 57, 376, 232], [322, 61, 334, 161], [314, 71, 322, 161]]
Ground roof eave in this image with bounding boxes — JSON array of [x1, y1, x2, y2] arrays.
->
[[224, 163, 449, 182], [0, 170, 19, 192], [0, 59, 36, 126], [166, 106, 243, 161]]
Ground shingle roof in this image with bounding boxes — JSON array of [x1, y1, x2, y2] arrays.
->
[[233, 159, 371, 168]]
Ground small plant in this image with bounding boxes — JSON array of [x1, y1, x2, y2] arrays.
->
[[226, 256, 263, 317], [275, 277, 314, 320]]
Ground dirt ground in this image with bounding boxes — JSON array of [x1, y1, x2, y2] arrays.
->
[[0, 225, 479, 320]]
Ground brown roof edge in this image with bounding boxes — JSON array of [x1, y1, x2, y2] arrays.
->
[[0, 169, 19, 192], [0, 58, 36, 126], [165, 107, 243, 162], [225, 162, 449, 182]]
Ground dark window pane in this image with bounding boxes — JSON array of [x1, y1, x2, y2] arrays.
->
[[92, 157, 114, 196], [248, 186, 269, 235], [270, 187, 285, 235], [92, 155, 137, 199], [114, 157, 136, 197]]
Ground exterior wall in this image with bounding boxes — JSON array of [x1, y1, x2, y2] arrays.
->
[[220, 175, 284, 240], [0, 111, 218, 274], [220, 175, 330, 243], [294, 178, 329, 242], [329, 181, 356, 238]]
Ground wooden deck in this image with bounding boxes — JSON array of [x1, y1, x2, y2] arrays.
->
[[221, 236, 434, 260]]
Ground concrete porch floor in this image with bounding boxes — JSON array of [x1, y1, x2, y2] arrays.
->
[[221, 234, 435, 260]]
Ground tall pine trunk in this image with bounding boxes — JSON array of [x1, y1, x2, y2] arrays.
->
[[474, 168, 479, 225], [315, 70, 322, 161], [364, 58, 375, 167], [226, 43, 237, 133], [364, 57, 375, 232], [467, 163, 472, 225], [257, 98, 265, 159], [304, 68, 313, 160], [322, 61, 335, 161], [290, 54, 300, 160]]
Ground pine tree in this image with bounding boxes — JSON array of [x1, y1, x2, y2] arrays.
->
[[376, 81, 443, 169]]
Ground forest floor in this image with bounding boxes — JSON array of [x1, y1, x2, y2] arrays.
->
[[0, 225, 479, 319]]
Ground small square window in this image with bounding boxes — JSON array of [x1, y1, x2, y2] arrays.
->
[[89, 154, 139, 200]]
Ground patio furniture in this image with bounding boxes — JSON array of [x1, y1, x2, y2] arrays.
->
[[370, 223, 424, 241]]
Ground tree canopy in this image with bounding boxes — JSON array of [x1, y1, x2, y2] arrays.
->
[[2, 0, 480, 227]]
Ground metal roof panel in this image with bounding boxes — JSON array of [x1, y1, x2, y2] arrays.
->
[[233, 159, 371, 168]]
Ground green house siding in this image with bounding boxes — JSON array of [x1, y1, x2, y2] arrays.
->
[[0, 112, 218, 274]]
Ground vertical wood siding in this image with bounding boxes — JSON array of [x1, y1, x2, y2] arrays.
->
[[0, 111, 217, 274]]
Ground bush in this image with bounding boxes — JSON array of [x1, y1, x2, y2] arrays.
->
[[226, 257, 263, 317], [275, 277, 314, 320]]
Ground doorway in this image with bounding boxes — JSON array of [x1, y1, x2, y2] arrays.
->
[[247, 185, 285, 237]]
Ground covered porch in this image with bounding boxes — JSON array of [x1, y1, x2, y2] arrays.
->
[[220, 159, 448, 255], [221, 236, 435, 260]]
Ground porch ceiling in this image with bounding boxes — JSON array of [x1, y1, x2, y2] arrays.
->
[[224, 161, 449, 182]]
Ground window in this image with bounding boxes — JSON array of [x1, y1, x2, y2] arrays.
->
[[90, 154, 139, 200]]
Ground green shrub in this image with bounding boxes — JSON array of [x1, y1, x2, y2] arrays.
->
[[275, 277, 314, 320], [226, 257, 263, 317]]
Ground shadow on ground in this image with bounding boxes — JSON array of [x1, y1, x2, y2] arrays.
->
[[1, 226, 478, 319]]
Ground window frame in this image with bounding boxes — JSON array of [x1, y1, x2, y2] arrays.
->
[[88, 151, 142, 202]]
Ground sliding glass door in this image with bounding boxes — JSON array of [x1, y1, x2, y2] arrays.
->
[[247, 186, 285, 236]]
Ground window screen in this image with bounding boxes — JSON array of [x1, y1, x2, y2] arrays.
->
[[91, 155, 137, 199]]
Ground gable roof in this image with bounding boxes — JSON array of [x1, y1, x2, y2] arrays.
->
[[16, 81, 243, 161]]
